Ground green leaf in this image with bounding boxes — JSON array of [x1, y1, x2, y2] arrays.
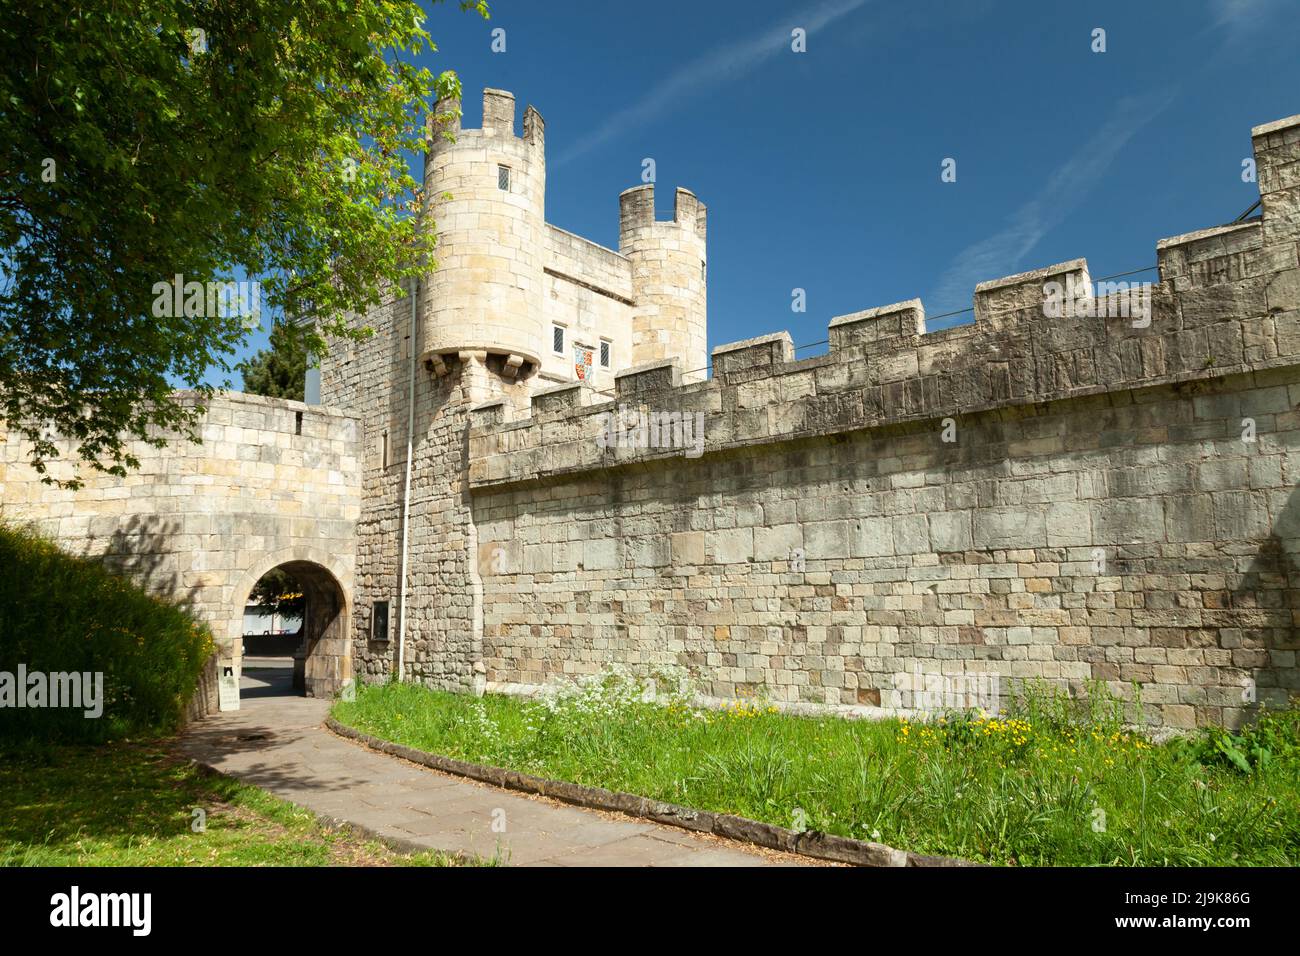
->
[[0, 0, 488, 485]]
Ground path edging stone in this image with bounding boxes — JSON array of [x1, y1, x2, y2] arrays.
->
[[325, 716, 979, 868]]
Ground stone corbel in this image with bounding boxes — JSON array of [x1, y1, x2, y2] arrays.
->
[[501, 353, 525, 379]]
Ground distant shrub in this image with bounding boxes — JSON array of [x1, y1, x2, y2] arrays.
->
[[0, 524, 213, 745]]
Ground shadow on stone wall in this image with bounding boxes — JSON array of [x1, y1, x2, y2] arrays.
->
[[92, 514, 196, 609], [1233, 481, 1300, 725]]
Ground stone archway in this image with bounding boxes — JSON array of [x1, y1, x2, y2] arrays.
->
[[231, 552, 353, 700]]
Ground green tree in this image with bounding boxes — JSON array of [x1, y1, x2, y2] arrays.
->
[[238, 321, 309, 401], [0, 0, 488, 487], [248, 568, 304, 625]]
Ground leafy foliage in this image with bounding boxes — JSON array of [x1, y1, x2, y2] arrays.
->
[[247, 567, 304, 622], [1184, 708, 1300, 774], [237, 320, 309, 401], [0, 524, 213, 744], [0, 0, 488, 486]]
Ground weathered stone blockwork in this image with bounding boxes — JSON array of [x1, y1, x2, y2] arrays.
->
[[12, 99, 1293, 731], [321, 288, 532, 692], [463, 113, 1300, 729], [0, 392, 361, 696], [420, 88, 708, 392], [471, 369, 1299, 728], [320, 87, 712, 694]]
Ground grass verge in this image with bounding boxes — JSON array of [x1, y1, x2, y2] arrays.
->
[[332, 676, 1300, 866], [0, 740, 476, 866]]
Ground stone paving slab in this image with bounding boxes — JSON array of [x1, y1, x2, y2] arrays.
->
[[179, 693, 803, 867]]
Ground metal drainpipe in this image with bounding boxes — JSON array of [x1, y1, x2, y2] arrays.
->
[[395, 279, 418, 682]]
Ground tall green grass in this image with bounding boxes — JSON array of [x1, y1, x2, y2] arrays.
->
[[0, 524, 213, 745], [333, 675, 1300, 866]]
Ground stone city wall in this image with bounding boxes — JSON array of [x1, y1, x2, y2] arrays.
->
[[464, 114, 1300, 728], [0, 391, 361, 695]]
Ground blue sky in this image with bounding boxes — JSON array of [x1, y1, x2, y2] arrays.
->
[[228, 0, 1299, 385]]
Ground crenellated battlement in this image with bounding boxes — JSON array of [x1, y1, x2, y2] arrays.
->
[[429, 87, 545, 149], [318, 101, 1300, 729], [420, 87, 552, 372], [469, 112, 1300, 491], [412, 86, 708, 387], [619, 183, 710, 381], [619, 183, 708, 242]]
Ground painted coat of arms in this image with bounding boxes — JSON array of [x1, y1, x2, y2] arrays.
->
[[573, 343, 594, 380]]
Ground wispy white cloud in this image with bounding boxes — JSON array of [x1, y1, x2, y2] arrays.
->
[[929, 0, 1287, 318], [928, 87, 1178, 318], [1207, 0, 1285, 42], [555, 0, 872, 166]]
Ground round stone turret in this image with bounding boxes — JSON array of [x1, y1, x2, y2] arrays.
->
[[619, 184, 708, 382], [421, 88, 547, 376]]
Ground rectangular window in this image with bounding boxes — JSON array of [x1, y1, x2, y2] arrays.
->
[[371, 601, 390, 642], [599, 339, 611, 368], [381, 429, 390, 469], [552, 323, 565, 354], [497, 165, 511, 191]]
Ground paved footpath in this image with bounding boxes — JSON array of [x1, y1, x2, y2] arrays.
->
[[180, 671, 799, 867]]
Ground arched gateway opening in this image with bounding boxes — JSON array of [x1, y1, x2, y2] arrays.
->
[[233, 557, 352, 701]]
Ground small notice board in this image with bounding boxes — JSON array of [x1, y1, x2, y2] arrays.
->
[[218, 667, 241, 712]]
